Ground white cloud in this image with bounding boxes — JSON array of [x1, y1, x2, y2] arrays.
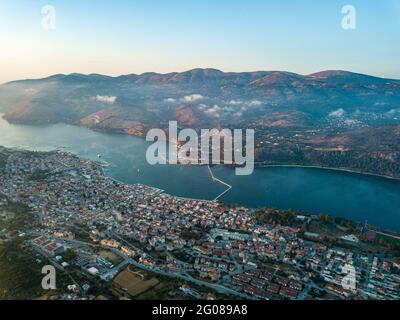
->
[[247, 100, 262, 107], [329, 108, 345, 117], [387, 108, 399, 115], [96, 95, 117, 104], [222, 106, 234, 112], [204, 104, 221, 118], [200, 104, 238, 117], [343, 119, 360, 126], [228, 99, 242, 105], [164, 98, 176, 103], [183, 94, 204, 102], [374, 102, 389, 107], [227, 99, 262, 107]]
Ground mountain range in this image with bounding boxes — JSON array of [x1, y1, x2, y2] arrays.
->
[[1, 68, 400, 177], [0, 68, 399, 134]]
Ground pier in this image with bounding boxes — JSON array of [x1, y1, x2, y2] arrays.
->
[[207, 165, 232, 201]]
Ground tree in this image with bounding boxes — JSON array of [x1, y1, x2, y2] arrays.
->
[[301, 222, 309, 233], [63, 249, 77, 262], [319, 214, 332, 224]]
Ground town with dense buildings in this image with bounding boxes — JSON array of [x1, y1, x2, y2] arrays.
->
[[0, 146, 400, 300]]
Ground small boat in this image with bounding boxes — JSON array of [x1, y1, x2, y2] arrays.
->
[[97, 154, 102, 158]]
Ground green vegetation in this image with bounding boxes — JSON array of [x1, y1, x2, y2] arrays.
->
[[98, 250, 124, 265], [306, 214, 358, 239], [133, 272, 188, 300], [181, 230, 201, 241], [0, 241, 43, 299], [256, 208, 296, 226], [73, 228, 92, 243], [29, 169, 51, 181], [171, 250, 194, 263], [374, 234, 400, 251], [300, 221, 310, 234], [318, 214, 333, 224], [62, 249, 77, 263], [334, 217, 356, 230], [0, 196, 48, 299], [2, 201, 36, 232], [0, 153, 8, 169]]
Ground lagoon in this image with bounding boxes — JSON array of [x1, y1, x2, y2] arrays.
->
[[1, 115, 400, 231]]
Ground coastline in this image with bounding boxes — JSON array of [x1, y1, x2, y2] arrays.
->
[[2, 116, 400, 233], [255, 164, 400, 182], [54, 122, 400, 182], [2, 115, 400, 183], [2, 145, 400, 235]]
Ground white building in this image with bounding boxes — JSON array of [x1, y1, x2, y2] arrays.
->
[[340, 234, 359, 243]]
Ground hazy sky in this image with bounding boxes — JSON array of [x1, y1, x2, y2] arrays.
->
[[1, 0, 399, 83]]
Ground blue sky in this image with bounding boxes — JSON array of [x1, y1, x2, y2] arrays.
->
[[1, 0, 399, 82]]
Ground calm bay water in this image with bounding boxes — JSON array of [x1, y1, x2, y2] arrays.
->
[[1, 115, 400, 231]]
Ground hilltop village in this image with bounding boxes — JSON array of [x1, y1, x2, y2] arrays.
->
[[0, 146, 399, 300]]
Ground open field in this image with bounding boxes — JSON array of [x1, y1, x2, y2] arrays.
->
[[98, 250, 123, 265], [0, 243, 43, 299], [113, 267, 159, 297]]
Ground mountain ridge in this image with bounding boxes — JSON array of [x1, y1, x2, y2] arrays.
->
[[1, 68, 400, 178], [4, 68, 400, 85], [1, 68, 399, 132]]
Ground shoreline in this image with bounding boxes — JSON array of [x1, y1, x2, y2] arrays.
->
[[2, 145, 400, 235], [1, 115, 400, 183], [255, 164, 400, 182]]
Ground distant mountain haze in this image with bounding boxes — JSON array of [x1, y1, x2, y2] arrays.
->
[[1, 68, 400, 178], [0, 68, 399, 131]]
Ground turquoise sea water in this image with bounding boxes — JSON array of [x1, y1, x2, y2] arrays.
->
[[1, 115, 400, 231]]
